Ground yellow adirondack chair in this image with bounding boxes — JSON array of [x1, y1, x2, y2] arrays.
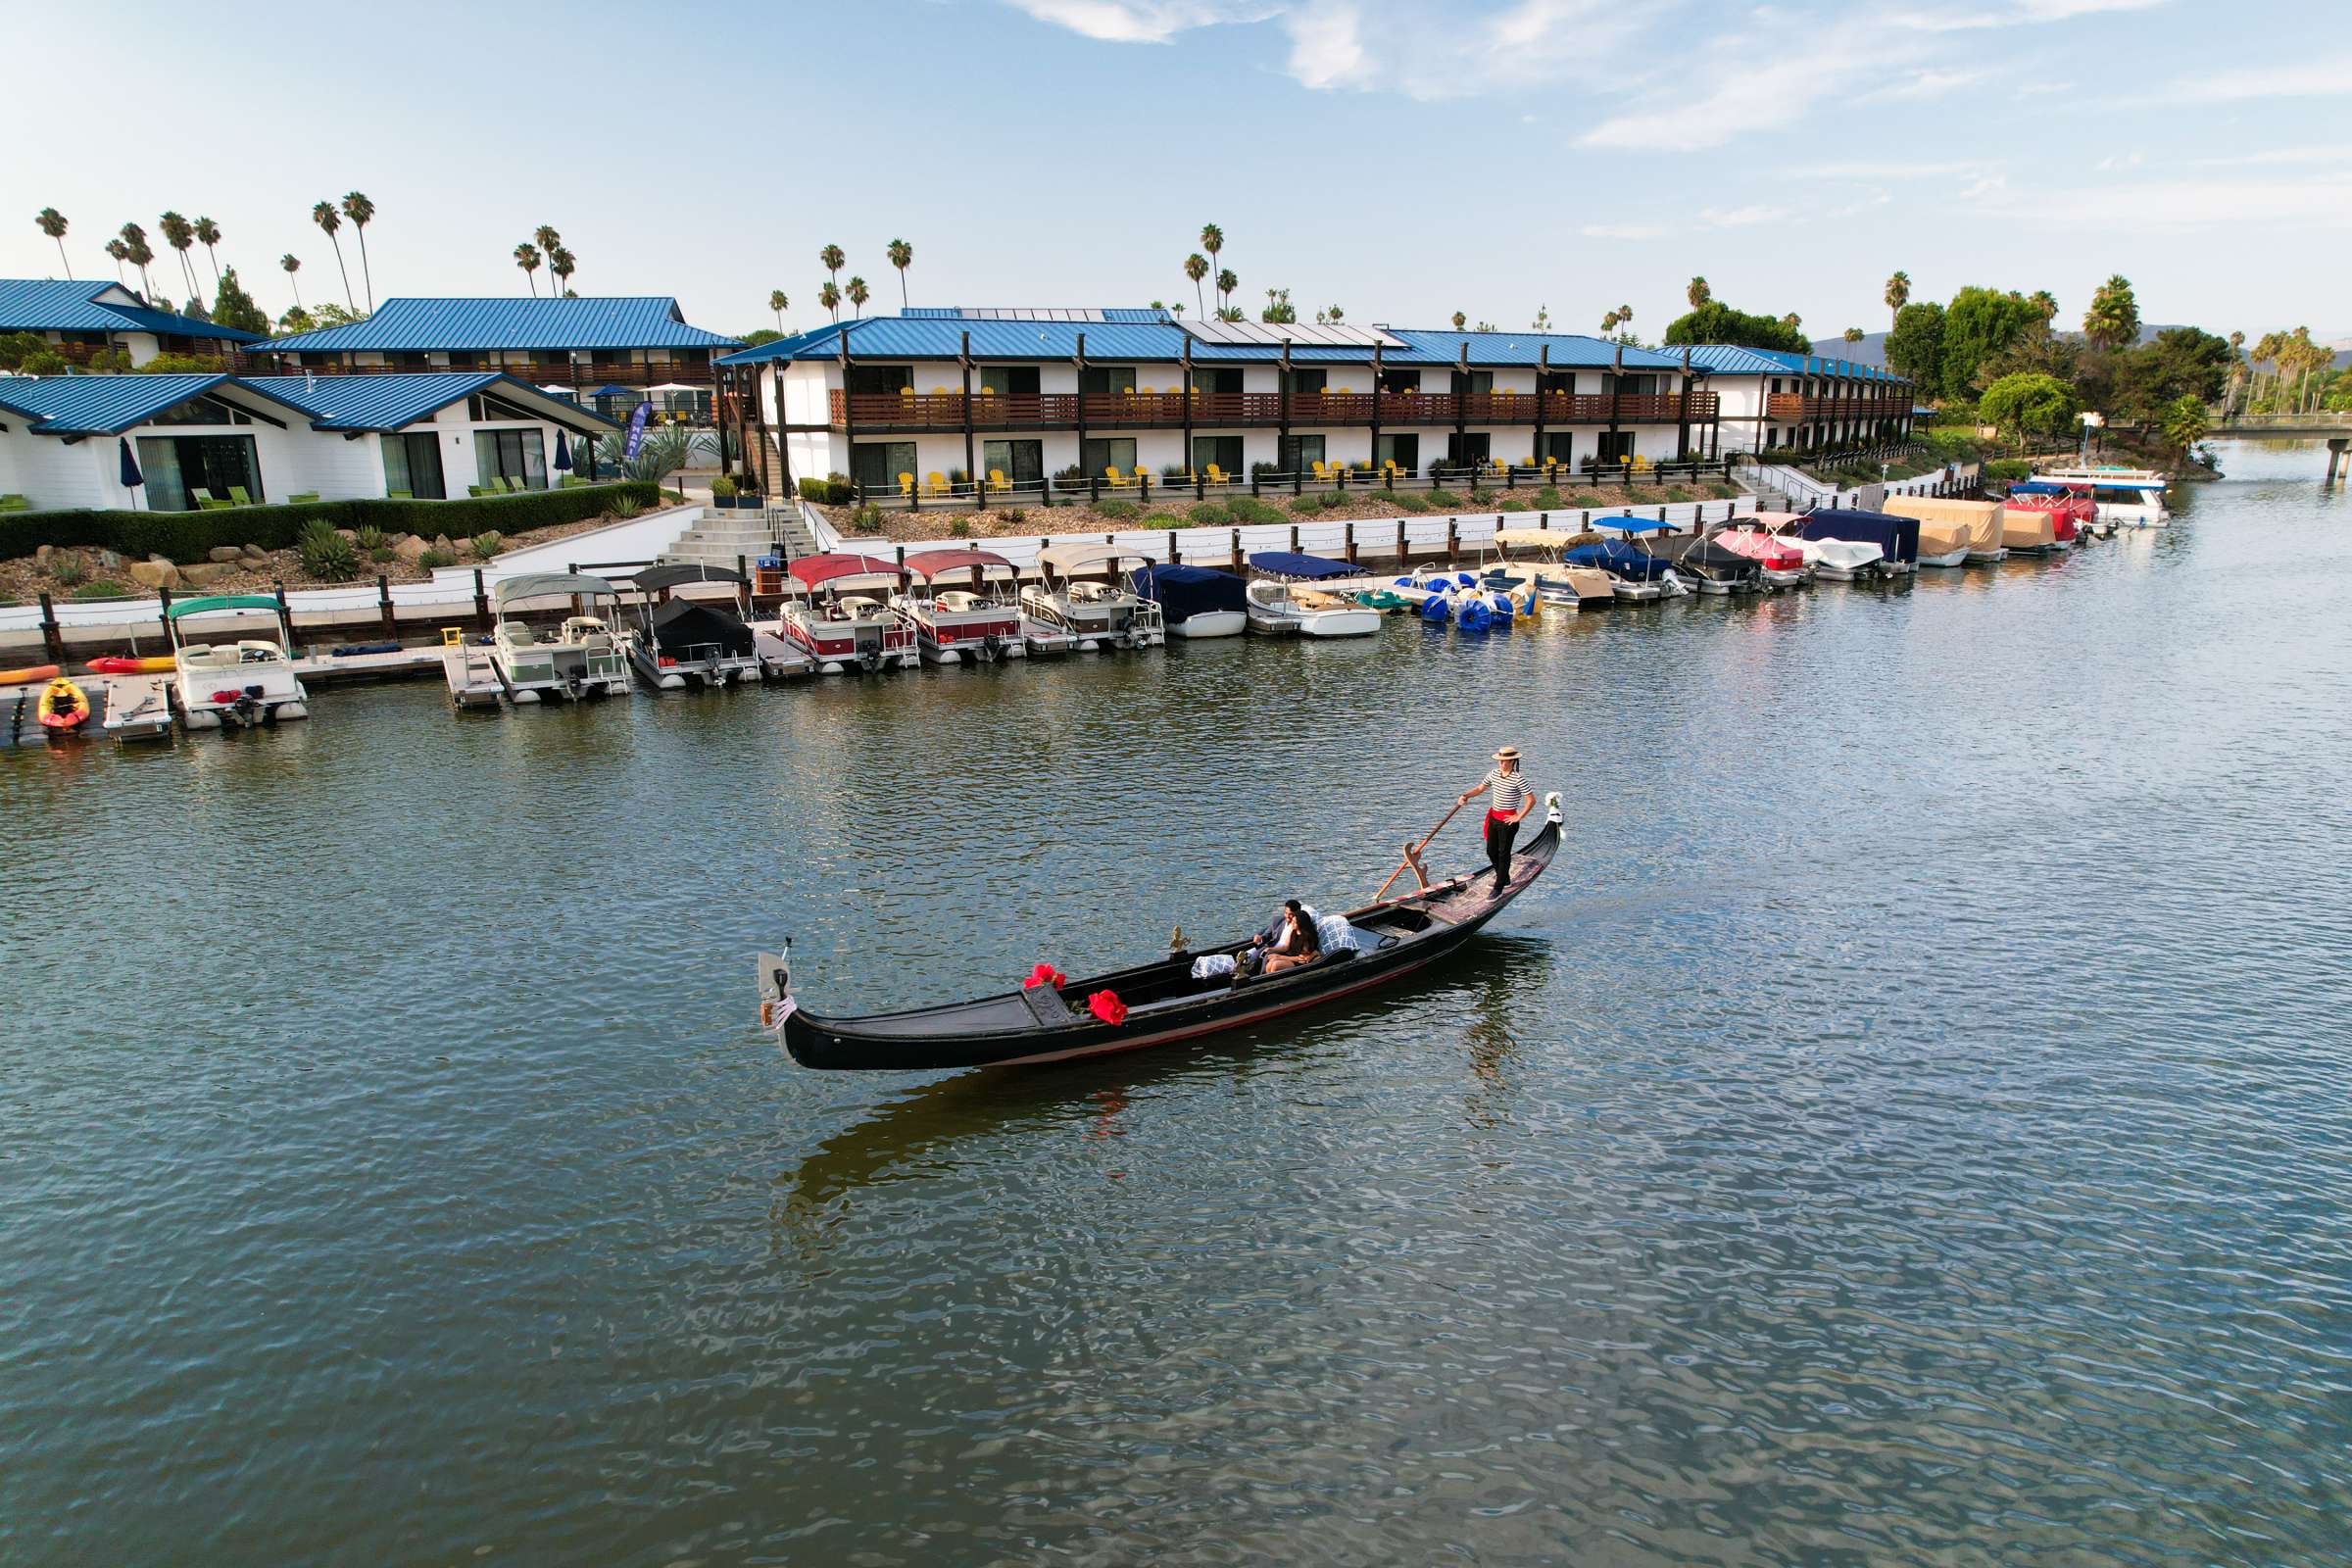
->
[[925, 471, 951, 497], [1205, 464, 1230, 487], [1310, 460, 1332, 483], [987, 468, 1010, 494], [898, 472, 916, 497], [1105, 466, 1135, 490]]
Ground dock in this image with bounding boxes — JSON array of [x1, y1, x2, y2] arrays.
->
[[441, 643, 508, 709]]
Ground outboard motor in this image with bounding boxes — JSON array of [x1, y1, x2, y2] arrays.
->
[[979, 633, 1004, 664]]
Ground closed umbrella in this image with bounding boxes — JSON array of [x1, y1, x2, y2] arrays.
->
[[554, 430, 572, 472], [118, 436, 144, 509]]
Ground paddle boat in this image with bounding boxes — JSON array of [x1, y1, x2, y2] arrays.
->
[[2033, 466, 2169, 528], [1712, 516, 1812, 587], [167, 594, 312, 728], [1481, 529, 1620, 610], [765, 554, 919, 674], [758, 794, 1563, 1070], [624, 564, 763, 689], [1020, 544, 1165, 652], [486, 573, 631, 702], [1566, 518, 1689, 602], [1129, 563, 1248, 639], [1244, 552, 1382, 637], [898, 549, 1029, 662], [1798, 508, 1919, 579]]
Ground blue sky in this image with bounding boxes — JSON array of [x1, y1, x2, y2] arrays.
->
[[7, 0, 2346, 342]]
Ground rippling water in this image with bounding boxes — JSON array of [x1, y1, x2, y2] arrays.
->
[[5, 442, 2349, 1564]]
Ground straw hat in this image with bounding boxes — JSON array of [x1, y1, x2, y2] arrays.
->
[[1493, 745, 1520, 762]]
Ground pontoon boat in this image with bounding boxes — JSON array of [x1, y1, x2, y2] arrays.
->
[[166, 594, 311, 729], [1567, 518, 1689, 601], [1129, 563, 1248, 639], [898, 549, 1027, 662], [1712, 516, 1812, 586], [771, 554, 918, 674], [1883, 496, 2006, 564], [2032, 466, 2169, 527], [488, 573, 632, 701], [1798, 508, 1919, 578], [1020, 544, 1165, 651], [625, 564, 762, 689], [1482, 529, 1620, 609]]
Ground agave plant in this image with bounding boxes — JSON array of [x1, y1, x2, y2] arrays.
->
[[595, 423, 691, 484]]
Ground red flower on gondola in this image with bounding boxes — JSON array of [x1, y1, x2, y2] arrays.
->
[[1023, 962, 1066, 990], [1087, 990, 1128, 1026]]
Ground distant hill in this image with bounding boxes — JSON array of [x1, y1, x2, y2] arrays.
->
[[1811, 323, 2192, 371]]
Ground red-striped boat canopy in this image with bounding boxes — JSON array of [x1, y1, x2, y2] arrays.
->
[[787, 554, 906, 590], [903, 549, 1015, 581]]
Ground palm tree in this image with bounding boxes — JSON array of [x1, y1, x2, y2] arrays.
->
[[819, 244, 845, 295], [1599, 309, 1620, 333], [1885, 270, 1910, 328], [533, 224, 563, 268], [159, 211, 199, 301], [2082, 273, 2138, 350], [1215, 268, 1237, 313], [1617, 303, 1632, 325], [1843, 326, 1864, 343], [818, 281, 842, 321], [340, 192, 375, 311], [1199, 223, 1224, 308], [104, 237, 128, 283], [1184, 253, 1208, 316], [193, 217, 222, 292], [1452, 311, 1468, 331], [34, 208, 70, 278], [769, 289, 789, 330], [313, 201, 355, 311], [280, 253, 303, 310], [847, 276, 870, 317], [119, 222, 155, 299], [514, 243, 543, 296], [549, 246, 576, 297], [1782, 312, 1802, 331], [886, 237, 912, 309], [2029, 289, 2057, 324], [1687, 275, 1710, 309]]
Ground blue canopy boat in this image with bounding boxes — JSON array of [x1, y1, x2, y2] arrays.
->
[[1566, 519, 1684, 601], [1797, 508, 1921, 576], [1129, 564, 1247, 639]]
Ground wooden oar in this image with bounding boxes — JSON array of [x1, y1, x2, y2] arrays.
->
[[1375, 799, 1468, 902]]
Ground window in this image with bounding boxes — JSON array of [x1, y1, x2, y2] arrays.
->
[[847, 365, 913, 396], [1279, 434, 1325, 472], [980, 366, 1040, 396], [136, 433, 261, 512], [447, 351, 479, 368], [382, 431, 448, 500], [1192, 435, 1243, 474], [982, 439, 1043, 485], [852, 441, 918, 493], [1080, 437, 1137, 475], [1539, 432, 1574, 465], [466, 393, 551, 423], [1380, 368, 1420, 394], [1604, 373, 1658, 396], [1285, 368, 1327, 395], [1375, 433, 1419, 471], [1196, 368, 1244, 396], [1444, 431, 1491, 467], [1770, 378, 1783, 394], [1449, 370, 1494, 397], [1079, 367, 1138, 397], [1594, 431, 1636, 464], [474, 427, 548, 490], [152, 395, 250, 426], [1538, 372, 1576, 397], [390, 351, 429, 368]]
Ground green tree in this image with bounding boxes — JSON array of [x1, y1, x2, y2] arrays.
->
[[768, 288, 788, 330], [193, 216, 222, 292], [2082, 274, 2139, 349], [1687, 275, 1710, 309], [277, 305, 315, 334], [1260, 286, 1296, 324], [1215, 268, 1238, 312], [1980, 370, 2080, 449], [340, 192, 376, 312], [740, 328, 784, 348], [1842, 326, 1864, 342], [1883, 301, 1946, 390], [886, 238, 912, 309], [158, 211, 199, 300], [313, 201, 354, 311], [1884, 270, 1910, 328], [35, 207, 70, 277], [1451, 311, 1467, 330], [549, 246, 576, 297], [279, 252, 302, 311], [209, 267, 270, 335], [1939, 286, 2042, 400], [1184, 252, 1208, 316], [819, 243, 845, 296], [2028, 289, 2057, 325], [1661, 300, 1810, 354], [846, 275, 870, 317], [120, 223, 156, 300], [2113, 326, 2234, 416], [1200, 223, 1224, 308], [818, 280, 841, 320], [104, 237, 128, 283], [514, 242, 542, 295], [2159, 394, 2209, 451]]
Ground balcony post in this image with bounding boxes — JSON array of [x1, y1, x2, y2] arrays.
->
[[715, 364, 733, 491], [1369, 342, 1384, 476], [1454, 341, 1470, 472], [1534, 345, 1548, 468], [1607, 344, 1624, 466], [837, 333, 858, 491], [1181, 339, 1195, 494], [1073, 330, 1090, 502], [960, 331, 980, 509], [1677, 345, 1692, 461], [1279, 338, 1294, 492]]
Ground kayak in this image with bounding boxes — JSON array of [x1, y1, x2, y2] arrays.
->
[[0, 663, 62, 686], [86, 656, 177, 674], [37, 676, 90, 733]]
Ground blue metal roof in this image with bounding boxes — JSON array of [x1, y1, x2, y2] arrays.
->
[[0, 372, 238, 434], [1679, 344, 1905, 383], [0, 278, 263, 343], [263, 297, 742, 353], [1381, 329, 1684, 369], [241, 371, 617, 433]]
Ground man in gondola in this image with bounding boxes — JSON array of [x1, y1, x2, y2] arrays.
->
[[1458, 746, 1534, 892]]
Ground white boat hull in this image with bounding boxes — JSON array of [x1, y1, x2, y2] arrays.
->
[[1298, 608, 1380, 638], [1919, 547, 1970, 567], [1169, 611, 1247, 639]]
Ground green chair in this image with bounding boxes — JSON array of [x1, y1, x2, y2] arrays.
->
[[0, 494, 28, 513], [286, 491, 320, 504], [467, 484, 488, 498], [499, 475, 521, 494], [194, 490, 232, 511], [227, 485, 253, 506], [387, 489, 414, 500]]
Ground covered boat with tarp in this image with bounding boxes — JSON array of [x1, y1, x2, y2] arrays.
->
[[1883, 495, 2005, 564], [1129, 563, 1247, 639], [1565, 518, 1686, 601], [759, 794, 1564, 1070], [773, 554, 917, 673], [899, 549, 1026, 663], [1636, 529, 1764, 596], [2002, 482, 2088, 550], [1482, 528, 1618, 609], [1245, 552, 1380, 637], [1798, 508, 1920, 577], [2033, 466, 2169, 528], [624, 564, 761, 689], [1712, 514, 1811, 586]]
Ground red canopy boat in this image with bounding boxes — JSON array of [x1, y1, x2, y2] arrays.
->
[[780, 554, 916, 673], [898, 549, 1024, 665]]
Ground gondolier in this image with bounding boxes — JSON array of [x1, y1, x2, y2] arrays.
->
[[1458, 746, 1534, 890]]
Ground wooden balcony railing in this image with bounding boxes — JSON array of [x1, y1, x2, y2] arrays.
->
[[828, 388, 1720, 430], [1765, 394, 1904, 420]]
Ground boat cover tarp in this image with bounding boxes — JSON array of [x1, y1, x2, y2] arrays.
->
[[905, 549, 1014, 580], [1799, 508, 1920, 564], [1129, 564, 1245, 619], [649, 597, 754, 658], [633, 562, 747, 591], [1564, 539, 1674, 580], [1882, 495, 2003, 555], [1248, 551, 1354, 580], [789, 554, 904, 589], [493, 571, 617, 605], [1913, 519, 1971, 556], [2000, 508, 2059, 549], [1647, 536, 1762, 577], [1589, 515, 1670, 536]]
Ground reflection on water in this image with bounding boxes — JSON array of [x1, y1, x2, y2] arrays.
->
[[3, 443, 2350, 1564]]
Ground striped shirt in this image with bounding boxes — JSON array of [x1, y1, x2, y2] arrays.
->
[[1476, 766, 1533, 816]]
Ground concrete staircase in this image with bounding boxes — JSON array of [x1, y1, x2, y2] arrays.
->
[[657, 505, 815, 570]]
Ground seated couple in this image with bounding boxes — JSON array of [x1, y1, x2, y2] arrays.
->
[[1252, 900, 1358, 976]]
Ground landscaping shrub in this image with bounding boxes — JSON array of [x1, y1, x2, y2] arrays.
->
[[1707, 481, 1740, 499], [417, 548, 456, 569], [1318, 490, 1348, 511], [1250, 462, 1278, 479], [850, 504, 884, 532], [0, 481, 659, 565], [1097, 499, 1140, 520], [354, 524, 388, 552], [1984, 458, 2033, 481], [1426, 489, 1462, 509], [1002, 508, 1028, 525], [1288, 494, 1324, 517], [1467, 487, 1495, 508], [369, 545, 395, 564], [470, 531, 505, 561], [1498, 499, 1531, 513], [297, 520, 359, 582], [949, 518, 972, 538], [1384, 492, 1430, 514], [1534, 486, 1564, 509], [1142, 514, 1182, 529], [1187, 501, 1231, 526], [1228, 497, 1284, 525], [711, 475, 738, 500], [51, 558, 86, 588], [74, 580, 126, 599]]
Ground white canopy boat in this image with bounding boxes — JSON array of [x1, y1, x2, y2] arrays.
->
[[895, 549, 1028, 664], [2032, 466, 2170, 527], [1020, 544, 1165, 651], [1481, 529, 1621, 609], [624, 564, 764, 689], [167, 594, 310, 729], [488, 573, 631, 702], [768, 554, 918, 674], [1244, 552, 1382, 637]]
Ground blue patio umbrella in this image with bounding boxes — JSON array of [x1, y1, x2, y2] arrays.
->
[[118, 436, 144, 508], [554, 430, 572, 471]]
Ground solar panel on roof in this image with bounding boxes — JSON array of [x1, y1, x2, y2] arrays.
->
[[1179, 319, 1404, 349]]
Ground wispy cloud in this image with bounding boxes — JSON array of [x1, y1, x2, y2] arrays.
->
[[1004, 0, 1270, 42], [1972, 172, 2352, 229], [1862, 66, 1996, 101], [1782, 159, 1995, 180], [1579, 223, 1670, 240], [1894, 0, 2161, 29], [2094, 150, 2144, 171], [2173, 54, 2352, 102], [1697, 205, 1790, 228], [2192, 143, 2352, 168]]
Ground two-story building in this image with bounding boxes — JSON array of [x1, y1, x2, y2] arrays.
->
[[1678, 346, 1913, 455], [714, 308, 1720, 497], [0, 278, 264, 367], [250, 297, 743, 410], [0, 371, 614, 512]]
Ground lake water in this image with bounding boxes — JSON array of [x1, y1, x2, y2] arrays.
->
[[4, 442, 2348, 1565]]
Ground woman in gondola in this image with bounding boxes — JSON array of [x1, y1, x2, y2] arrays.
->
[[1458, 746, 1534, 891], [1260, 900, 1324, 975]]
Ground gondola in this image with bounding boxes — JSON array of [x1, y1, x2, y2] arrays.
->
[[759, 795, 1563, 1071]]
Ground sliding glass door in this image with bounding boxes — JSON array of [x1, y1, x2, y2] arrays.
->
[[134, 434, 261, 512], [382, 431, 448, 500], [473, 428, 547, 491]]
